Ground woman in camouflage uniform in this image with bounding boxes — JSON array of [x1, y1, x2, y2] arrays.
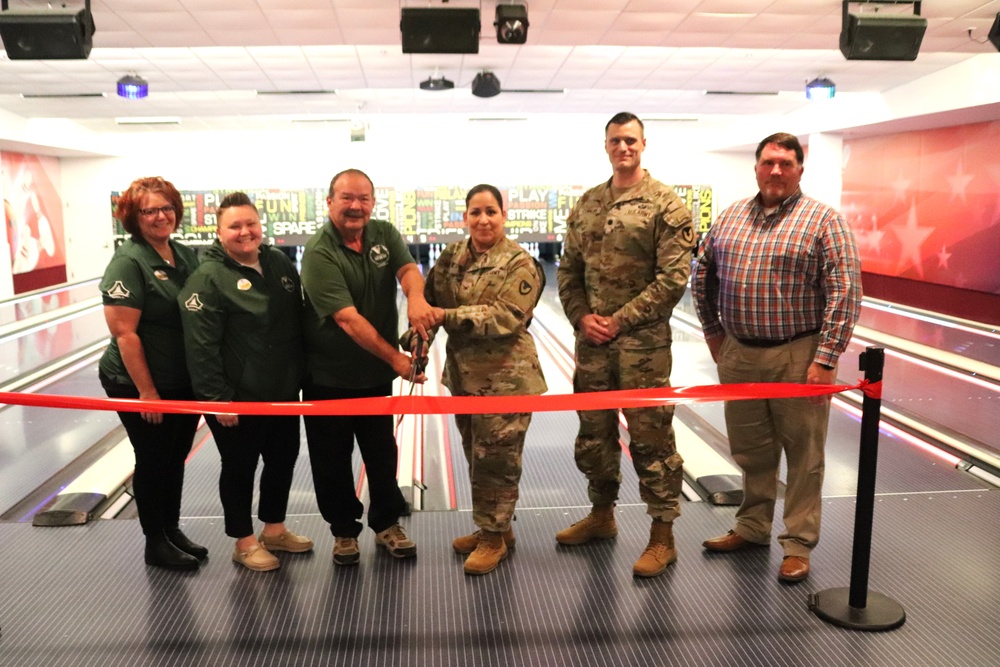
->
[[419, 184, 547, 575]]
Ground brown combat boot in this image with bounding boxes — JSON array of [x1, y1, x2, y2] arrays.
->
[[463, 530, 508, 575], [632, 519, 677, 578], [555, 504, 617, 545], [452, 528, 516, 554]]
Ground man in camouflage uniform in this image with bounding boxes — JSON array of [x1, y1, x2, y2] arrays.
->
[[556, 112, 696, 578]]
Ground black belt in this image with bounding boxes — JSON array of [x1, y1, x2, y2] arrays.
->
[[733, 328, 820, 348]]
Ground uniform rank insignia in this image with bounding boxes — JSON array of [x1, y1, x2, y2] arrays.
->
[[237, 278, 252, 291], [519, 280, 532, 295], [153, 270, 169, 281], [281, 275, 295, 292], [184, 294, 204, 311], [106, 281, 131, 299]]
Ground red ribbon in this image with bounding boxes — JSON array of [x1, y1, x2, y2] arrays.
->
[[0, 381, 864, 416], [858, 379, 883, 399]]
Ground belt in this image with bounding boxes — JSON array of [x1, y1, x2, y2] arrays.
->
[[733, 328, 820, 349]]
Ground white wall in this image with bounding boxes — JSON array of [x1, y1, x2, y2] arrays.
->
[[55, 114, 761, 282], [802, 133, 844, 210]]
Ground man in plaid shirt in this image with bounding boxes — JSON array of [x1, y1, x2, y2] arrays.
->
[[692, 132, 862, 584]]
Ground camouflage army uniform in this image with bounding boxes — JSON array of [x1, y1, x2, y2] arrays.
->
[[557, 170, 696, 522], [425, 236, 547, 532]]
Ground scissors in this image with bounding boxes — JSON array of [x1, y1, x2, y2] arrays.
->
[[396, 336, 426, 430]]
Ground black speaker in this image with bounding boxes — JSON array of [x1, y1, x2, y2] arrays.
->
[[0, 8, 95, 60], [471, 72, 501, 98], [840, 14, 926, 61], [989, 12, 1000, 51], [400, 7, 480, 54]]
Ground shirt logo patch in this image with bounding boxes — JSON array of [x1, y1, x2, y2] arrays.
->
[[237, 278, 252, 291], [369, 244, 390, 268], [519, 280, 533, 295], [184, 294, 203, 311], [281, 275, 295, 292], [153, 270, 169, 281], [106, 281, 131, 299]]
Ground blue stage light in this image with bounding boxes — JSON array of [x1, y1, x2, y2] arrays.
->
[[117, 74, 148, 99], [805, 77, 836, 100]]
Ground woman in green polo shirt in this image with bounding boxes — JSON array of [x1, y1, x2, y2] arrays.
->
[[178, 192, 312, 573], [99, 176, 204, 571]]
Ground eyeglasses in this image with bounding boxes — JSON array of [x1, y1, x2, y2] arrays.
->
[[139, 205, 176, 217]]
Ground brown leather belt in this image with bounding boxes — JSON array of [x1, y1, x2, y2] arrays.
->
[[733, 328, 820, 349]]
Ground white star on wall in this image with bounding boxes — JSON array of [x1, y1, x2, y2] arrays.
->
[[937, 245, 951, 269], [948, 161, 974, 204], [891, 173, 911, 204], [889, 202, 934, 279]]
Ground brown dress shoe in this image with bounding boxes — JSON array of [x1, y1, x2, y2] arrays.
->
[[702, 530, 767, 552], [779, 555, 810, 583]]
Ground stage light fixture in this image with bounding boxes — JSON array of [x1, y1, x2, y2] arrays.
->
[[805, 77, 836, 100], [840, 1, 926, 61], [471, 71, 502, 98], [419, 71, 454, 91], [0, 0, 95, 60], [117, 74, 148, 99], [495, 2, 529, 44]]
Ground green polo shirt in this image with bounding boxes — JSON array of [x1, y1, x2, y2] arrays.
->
[[301, 218, 415, 389], [98, 236, 199, 390]]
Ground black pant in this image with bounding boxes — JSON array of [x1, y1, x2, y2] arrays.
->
[[101, 376, 199, 537], [206, 414, 301, 539], [303, 382, 407, 538]]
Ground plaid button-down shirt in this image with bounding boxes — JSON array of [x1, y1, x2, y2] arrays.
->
[[692, 190, 861, 367]]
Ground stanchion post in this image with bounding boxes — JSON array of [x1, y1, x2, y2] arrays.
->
[[808, 345, 906, 631]]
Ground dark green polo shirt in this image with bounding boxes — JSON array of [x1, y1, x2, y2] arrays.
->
[[98, 236, 199, 390], [300, 219, 414, 389]]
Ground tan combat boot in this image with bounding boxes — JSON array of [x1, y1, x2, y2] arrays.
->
[[463, 530, 508, 575], [555, 504, 617, 545], [632, 519, 677, 578], [452, 528, 516, 554]]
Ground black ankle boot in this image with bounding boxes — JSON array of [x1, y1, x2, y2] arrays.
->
[[165, 527, 209, 560], [145, 532, 199, 571]]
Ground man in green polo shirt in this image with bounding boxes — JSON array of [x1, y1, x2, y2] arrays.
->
[[301, 168, 435, 566]]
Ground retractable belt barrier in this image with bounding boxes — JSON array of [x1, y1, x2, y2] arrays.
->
[[0, 380, 880, 416]]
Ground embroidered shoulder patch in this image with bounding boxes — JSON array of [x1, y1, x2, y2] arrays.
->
[[184, 294, 204, 311], [106, 281, 131, 299]]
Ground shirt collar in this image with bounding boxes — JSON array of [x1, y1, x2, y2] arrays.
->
[[753, 188, 803, 216]]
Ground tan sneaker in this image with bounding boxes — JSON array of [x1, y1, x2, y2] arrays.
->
[[452, 528, 516, 554], [374, 524, 417, 559], [333, 537, 360, 566], [232, 544, 280, 572], [259, 530, 314, 553], [463, 531, 508, 575], [555, 505, 617, 545]]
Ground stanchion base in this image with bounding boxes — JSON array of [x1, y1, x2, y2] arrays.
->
[[809, 588, 905, 631]]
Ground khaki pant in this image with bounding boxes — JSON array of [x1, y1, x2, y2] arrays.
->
[[717, 334, 830, 557]]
